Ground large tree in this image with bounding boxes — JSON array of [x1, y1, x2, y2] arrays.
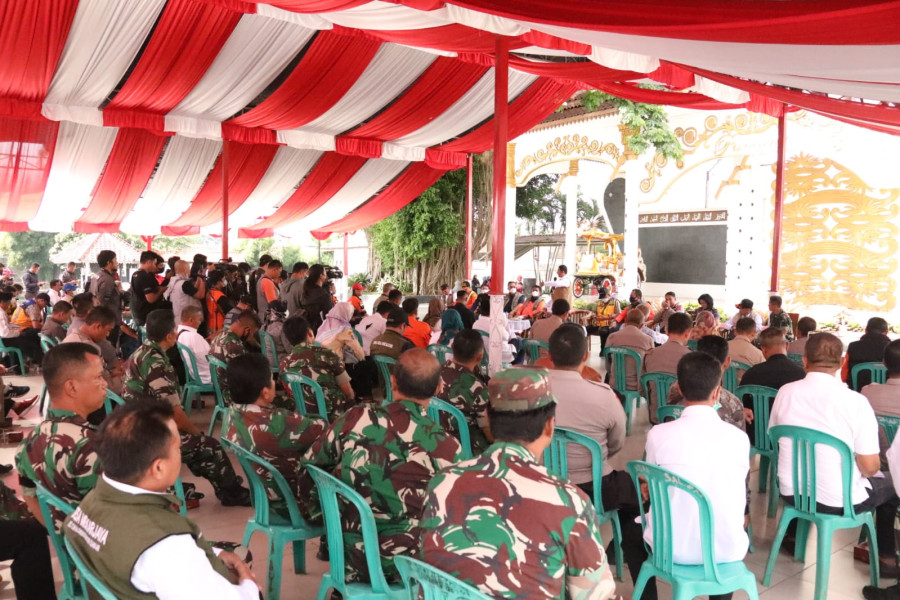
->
[[0, 231, 58, 274]]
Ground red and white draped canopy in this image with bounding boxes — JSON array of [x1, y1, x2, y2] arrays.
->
[[2, 0, 900, 238]]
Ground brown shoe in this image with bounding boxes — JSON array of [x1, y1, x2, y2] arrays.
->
[[12, 395, 37, 417]]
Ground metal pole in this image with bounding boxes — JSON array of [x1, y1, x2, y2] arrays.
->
[[222, 140, 230, 260], [489, 36, 509, 289], [465, 154, 474, 280], [770, 108, 786, 293]]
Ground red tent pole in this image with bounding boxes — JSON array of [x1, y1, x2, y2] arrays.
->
[[140, 235, 155, 251], [770, 108, 786, 292], [222, 140, 230, 260], [490, 36, 509, 288], [465, 154, 473, 278]]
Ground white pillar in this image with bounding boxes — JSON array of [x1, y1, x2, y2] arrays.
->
[[488, 294, 505, 374], [502, 143, 517, 285], [564, 164, 578, 272], [622, 168, 640, 290]]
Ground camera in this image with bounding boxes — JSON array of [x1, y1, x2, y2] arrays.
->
[[324, 266, 343, 280]]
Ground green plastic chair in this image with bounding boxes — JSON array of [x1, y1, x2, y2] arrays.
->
[[353, 328, 363, 345], [722, 360, 750, 395], [787, 352, 804, 365], [428, 397, 472, 459], [394, 555, 493, 600], [656, 404, 684, 423], [851, 361, 887, 391], [63, 537, 118, 600], [176, 343, 216, 414], [686, 339, 698, 351], [307, 465, 406, 600], [137, 325, 146, 344], [543, 427, 624, 581], [205, 355, 229, 437], [38, 333, 60, 412], [476, 329, 490, 370], [602, 346, 644, 435], [221, 439, 325, 600], [373, 354, 397, 404], [522, 338, 549, 364], [258, 330, 281, 374], [626, 461, 760, 600], [103, 389, 125, 414], [877, 414, 900, 444], [282, 371, 329, 418], [34, 482, 84, 600], [640, 371, 677, 417], [0, 338, 26, 375], [426, 343, 451, 365], [763, 425, 879, 600], [735, 384, 780, 517]]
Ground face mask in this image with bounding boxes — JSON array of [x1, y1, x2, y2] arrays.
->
[[629, 296, 637, 304], [508, 288, 515, 293], [531, 292, 539, 298], [482, 289, 489, 294]]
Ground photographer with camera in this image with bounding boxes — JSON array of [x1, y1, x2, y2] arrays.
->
[[299, 264, 333, 333]]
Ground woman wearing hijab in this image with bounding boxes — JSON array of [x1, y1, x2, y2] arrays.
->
[[690, 308, 719, 340], [316, 302, 365, 366], [423, 298, 443, 329], [438, 309, 464, 346]]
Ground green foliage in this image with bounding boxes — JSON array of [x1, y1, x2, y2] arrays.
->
[[234, 237, 322, 269], [0, 231, 58, 273], [573, 299, 598, 312], [516, 174, 564, 233], [115, 233, 199, 256], [581, 90, 683, 160], [347, 272, 371, 287]]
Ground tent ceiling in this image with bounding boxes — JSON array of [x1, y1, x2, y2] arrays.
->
[[2, 0, 899, 239]]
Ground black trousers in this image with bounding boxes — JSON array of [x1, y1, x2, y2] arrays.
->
[[0, 519, 57, 599]]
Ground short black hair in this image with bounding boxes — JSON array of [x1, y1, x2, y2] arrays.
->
[[394, 350, 441, 399], [388, 289, 403, 302], [67, 261, 76, 267], [35, 293, 51, 303], [258, 254, 273, 267], [238, 294, 252, 305], [665, 291, 676, 298], [145, 309, 176, 342], [49, 279, 61, 288], [550, 298, 569, 316], [85, 306, 116, 327], [207, 270, 225, 287], [488, 402, 556, 444], [267, 259, 283, 270], [71, 293, 94, 316], [867, 317, 889, 335], [696, 335, 728, 364], [234, 309, 261, 329], [548, 323, 587, 368], [440, 283, 449, 291], [759, 326, 786, 348], [477, 294, 491, 316], [769, 295, 783, 308], [0, 292, 11, 303], [97, 398, 175, 485], [666, 312, 692, 335], [52, 300, 73, 315], [557, 265, 567, 274], [676, 352, 723, 402], [402, 297, 419, 315], [451, 329, 484, 362], [797, 316, 817, 336], [97, 250, 116, 268], [227, 354, 273, 405], [883, 340, 900, 377], [631, 288, 642, 299], [42, 342, 101, 397], [455, 290, 467, 300], [140, 250, 158, 264], [735, 316, 757, 335], [292, 262, 309, 273], [283, 315, 312, 346], [376, 301, 393, 315]]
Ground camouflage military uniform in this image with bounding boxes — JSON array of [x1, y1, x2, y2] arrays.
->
[[122, 340, 244, 497], [0, 479, 30, 521], [223, 404, 326, 517], [768, 310, 794, 341], [436, 361, 489, 453], [209, 330, 248, 403], [301, 400, 463, 582], [280, 341, 352, 421], [420, 367, 616, 600]]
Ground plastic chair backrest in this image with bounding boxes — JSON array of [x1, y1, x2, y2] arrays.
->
[[601, 346, 642, 393], [258, 330, 280, 373], [640, 371, 677, 408], [686, 339, 698, 351], [626, 460, 721, 581], [428, 397, 472, 459], [543, 427, 608, 511], [426, 344, 451, 365], [221, 438, 308, 528], [877, 414, 900, 444], [39, 332, 59, 353], [851, 362, 887, 391], [735, 385, 778, 452], [281, 371, 328, 418], [138, 325, 146, 344], [176, 342, 203, 385], [769, 425, 856, 518], [656, 404, 684, 423], [787, 353, 804, 365], [34, 482, 82, 598], [723, 360, 751, 394], [353, 328, 363, 345], [373, 354, 397, 403], [64, 537, 118, 600], [522, 339, 549, 364], [206, 354, 228, 409], [307, 465, 394, 596], [103, 389, 125, 414], [394, 555, 493, 600]]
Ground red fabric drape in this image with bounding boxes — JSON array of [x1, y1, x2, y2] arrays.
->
[[0, 0, 78, 115], [161, 142, 278, 235], [228, 32, 381, 131], [243, 154, 368, 232], [519, 30, 591, 56], [425, 148, 466, 170], [591, 82, 741, 111], [346, 58, 488, 139], [648, 63, 696, 90], [0, 118, 59, 229], [332, 24, 525, 55], [103, 0, 241, 131], [313, 163, 444, 235], [335, 138, 383, 159], [74, 129, 169, 233]]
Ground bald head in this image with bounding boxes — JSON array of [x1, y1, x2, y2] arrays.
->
[[174, 260, 190, 276], [394, 348, 441, 400], [626, 308, 645, 327], [805, 331, 843, 371]]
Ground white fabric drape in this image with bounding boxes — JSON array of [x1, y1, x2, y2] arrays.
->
[[30, 122, 118, 232], [325, 2, 448, 31], [257, 4, 333, 30], [394, 70, 536, 147], [276, 130, 337, 152], [382, 143, 426, 162], [303, 44, 436, 135], [42, 0, 165, 126], [589, 46, 658, 73], [690, 76, 750, 104], [119, 136, 221, 234], [437, 4, 529, 36]]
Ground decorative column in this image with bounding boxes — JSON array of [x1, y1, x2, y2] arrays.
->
[[503, 142, 517, 285], [564, 160, 579, 272], [619, 125, 641, 291]]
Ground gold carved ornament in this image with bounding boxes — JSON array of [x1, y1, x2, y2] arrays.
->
[[778, 154, 899, 312], [514, 135, 622, 186]]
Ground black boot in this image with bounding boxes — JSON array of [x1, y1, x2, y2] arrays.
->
[[864, 583, 900, 600]]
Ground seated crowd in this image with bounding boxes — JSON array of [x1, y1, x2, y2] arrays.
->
[[2, 252, 900, 600]]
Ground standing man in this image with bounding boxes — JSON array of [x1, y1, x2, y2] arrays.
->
[[22, 263, 43, 299], [46, 279, 64, 305], [90, 250, 122, 346], [130, 251, 168, 326], [247, 254, 272, 312], [541, 264, 572, 307], [459, 281, 477, 309], [163, 260, 205, 325], [255, 259, 282, 315], [439, 283, 453, 310], [281, 262, 308, 316], [60, 262, 78, 286]]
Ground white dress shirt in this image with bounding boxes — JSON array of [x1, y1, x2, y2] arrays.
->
[[101, 475, 258, 600], [177, 324, 211, 384], [769, 372, 879, 506], [355, 313, 386, 355], [720, 311, 763, 331], [645, 404, 750, 564], [0, 309, 18, 338], [47, 289, 64, 305], [544, 275, 571, 289]]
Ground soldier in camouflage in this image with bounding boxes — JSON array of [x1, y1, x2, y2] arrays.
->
[[223, 352, 326, 519], [436, 329, 490, 453], [280, 316, 355, 421], [0, 479, 31, 521], [209, 309, 261, 403], [122, 309, 251, 506], [300, 348, 463, 582], [420, 366, 618, 600]]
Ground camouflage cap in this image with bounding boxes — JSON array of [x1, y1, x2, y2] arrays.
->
[[488, 367, 556, 412]]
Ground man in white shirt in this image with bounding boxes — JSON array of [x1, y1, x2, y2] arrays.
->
[[64, 398, 259, 599], [541, 264, 572, 307], [770, 332, 898, 571], [46, 279, 64, 305], [862, 339, 900, 417], [176, 306, 211, 384], [356, 300, 391, 355], [720, 298, 763, 332], [644, 351, 750, 600]]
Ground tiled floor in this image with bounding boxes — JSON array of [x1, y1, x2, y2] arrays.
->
[[0, 356, 888, 599]]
